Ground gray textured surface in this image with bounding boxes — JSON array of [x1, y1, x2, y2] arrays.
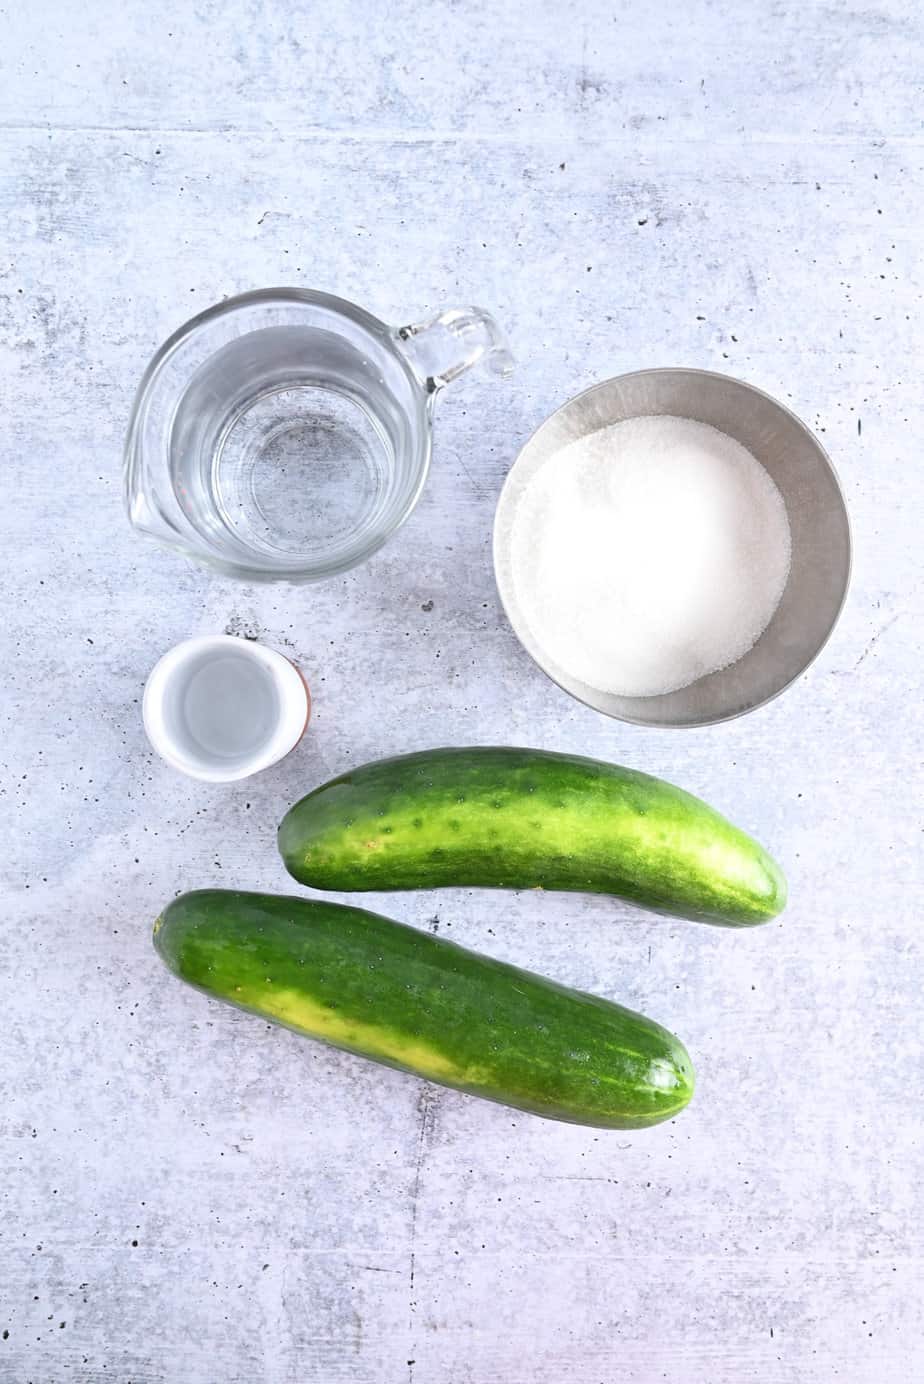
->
[[2, 1, 922, 1380]]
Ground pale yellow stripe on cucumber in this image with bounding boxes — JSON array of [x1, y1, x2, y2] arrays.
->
[[237, 984, 491, 1087], [240, 984, 688, 1121], [373, 800, 697, 869]]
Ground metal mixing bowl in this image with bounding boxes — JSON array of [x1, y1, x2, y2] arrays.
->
[[493, 368, 852, 728]]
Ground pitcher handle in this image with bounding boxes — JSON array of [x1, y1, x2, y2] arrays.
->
[[396, 306, 514, 392]]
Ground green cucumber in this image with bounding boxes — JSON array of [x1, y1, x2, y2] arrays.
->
[[154, 889, 694, 1129], [278, 746, 785, 927]]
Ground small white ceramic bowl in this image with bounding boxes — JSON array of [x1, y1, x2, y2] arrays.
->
[[143, 634, 310, 782]]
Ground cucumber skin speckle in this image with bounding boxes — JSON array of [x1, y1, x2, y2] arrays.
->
[[278, 747, 786, 928]]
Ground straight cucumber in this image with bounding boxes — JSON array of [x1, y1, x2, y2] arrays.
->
[[278, 746, 786, 926], [154, 889, 694, 1130]]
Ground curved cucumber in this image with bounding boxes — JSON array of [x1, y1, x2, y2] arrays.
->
[[154, 889, 694, 1130], [278, 747, 785, 927]]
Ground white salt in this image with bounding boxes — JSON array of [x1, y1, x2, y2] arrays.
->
[[508, 415, 792, 698]]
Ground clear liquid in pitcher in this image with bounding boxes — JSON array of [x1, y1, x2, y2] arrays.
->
[[169, 325, 414, 561]]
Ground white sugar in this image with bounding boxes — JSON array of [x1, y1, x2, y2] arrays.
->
[[508, 415, 792, 698]]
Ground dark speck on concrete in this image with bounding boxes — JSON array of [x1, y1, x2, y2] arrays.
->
[[421, 599, 434, 612], [225, 613, 260, 641]]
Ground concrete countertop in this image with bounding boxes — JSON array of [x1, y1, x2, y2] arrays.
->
[[2, 1, 921, 1379]]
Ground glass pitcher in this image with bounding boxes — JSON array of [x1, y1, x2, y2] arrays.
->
[[124, 288, 513, 582]]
